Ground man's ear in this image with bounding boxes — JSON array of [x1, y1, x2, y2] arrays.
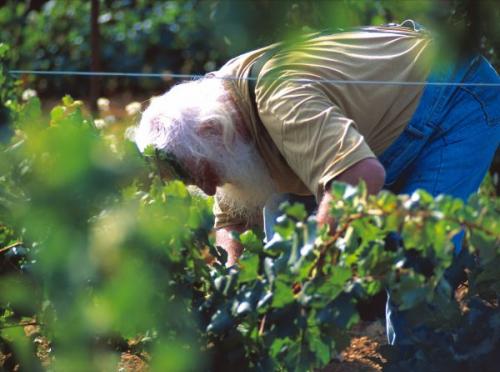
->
[[196, 120, 223, 138]]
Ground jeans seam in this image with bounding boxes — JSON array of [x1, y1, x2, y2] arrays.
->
[[459, 86, 490, 124], [430, 56, 482, 124], [431, 140, 445, 195]]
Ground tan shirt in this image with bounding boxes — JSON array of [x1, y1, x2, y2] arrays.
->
[[213, 25, 434, 229]]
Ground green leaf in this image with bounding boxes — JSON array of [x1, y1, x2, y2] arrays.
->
[[284, 202, 307, 221], [207, 308, 233, 334], [257, 291, 273, 309], [50, 105, 66, 123], [273, 218, 295, 240], [272, 280, 294, 308], [143, 144, 156, 157], [330, 266, 352, 286], [0, 43, 10, 57], [235, 301, 252, 316], [18, 97, 42, 126], [392, 274, 429, 311], [316, 294, 359, 329], [474, 259, 500, 287], [239, 254, 259, 283], [470, 230, 497, 265], [308, 333, 330, 366], [239, 230, 262, 253], [62, 95, 74, 106]]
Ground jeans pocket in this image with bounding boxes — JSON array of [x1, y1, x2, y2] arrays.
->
[[460, 57, 500, 126], [379, 124, 428, 185]]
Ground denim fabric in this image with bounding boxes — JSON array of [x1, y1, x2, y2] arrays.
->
[[380, 54, 500, 346], [379, 55, 500, 201]]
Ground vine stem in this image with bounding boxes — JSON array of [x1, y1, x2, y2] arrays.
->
[[415, 210, 498, 237], [310, 212, 370, 277], [0, 241, 23, 254], [258, 315, 267, 336]]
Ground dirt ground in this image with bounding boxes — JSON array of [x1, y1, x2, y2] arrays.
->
[[324, 321, 387, 372], [0, 320, 387, 371], [116, 322, 387, 372]]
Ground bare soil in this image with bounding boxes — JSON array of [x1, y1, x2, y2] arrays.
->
[[0, 319, 387, 371], [323, 321, 387, 372]]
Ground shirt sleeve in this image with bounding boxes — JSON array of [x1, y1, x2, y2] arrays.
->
[[256, 79, 376, 199]]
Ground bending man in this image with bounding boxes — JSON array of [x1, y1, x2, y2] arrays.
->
[[133, 21, 500, 345]]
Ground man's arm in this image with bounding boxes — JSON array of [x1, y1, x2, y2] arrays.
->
[[216, 158, 385, 264], [316, 158, 386, 229], [215, 223, 248, 266]]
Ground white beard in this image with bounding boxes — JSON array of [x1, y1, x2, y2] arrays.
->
[[215, 140, 277, 223]]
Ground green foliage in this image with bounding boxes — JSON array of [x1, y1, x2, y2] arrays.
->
[[0, 94, 498, 370], [0, 43, 20, 140], [0, 0, 229, 95], [0, 96, 208, 370]]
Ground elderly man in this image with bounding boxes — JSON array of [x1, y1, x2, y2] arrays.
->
[[134, 21, 500, 345]]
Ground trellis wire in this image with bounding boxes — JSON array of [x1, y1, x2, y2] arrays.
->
[[8, 69, 500, 87]]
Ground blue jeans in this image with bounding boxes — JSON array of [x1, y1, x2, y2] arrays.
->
[[263, 55, 500, 345], [381, 54, 500, 346]]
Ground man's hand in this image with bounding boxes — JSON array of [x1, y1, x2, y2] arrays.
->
[[215, 223, 248, 266], [317, 158, 385, 231]]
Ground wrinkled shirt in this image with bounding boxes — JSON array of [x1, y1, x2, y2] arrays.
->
[[213, 25, 434, 229]]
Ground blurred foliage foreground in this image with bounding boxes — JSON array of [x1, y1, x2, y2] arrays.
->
[[1, 46, 500, 372]]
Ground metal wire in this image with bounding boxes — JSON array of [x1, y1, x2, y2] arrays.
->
[[8, 69, 500, 87], [9, 70, 200, 79]]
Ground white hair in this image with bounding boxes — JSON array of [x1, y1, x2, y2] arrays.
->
[[132, 76, 277, 220], [215, 139, 277, 222], [133, 77, 237, 168]]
